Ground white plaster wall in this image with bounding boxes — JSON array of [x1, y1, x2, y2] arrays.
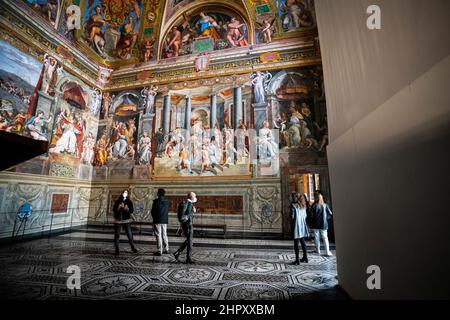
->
[[316, 0, 450, 299]]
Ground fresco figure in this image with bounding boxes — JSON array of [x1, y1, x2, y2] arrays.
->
[[90, 89, 102, 117], [42, 55, 60, 94], [142, 39, 154, 62], [102, 92, 112, 119], [166, 26, 182, 57], [25, 111, 53, 141], [81, 132, 95, 164], [259, 19, 275, 43], [200, 144, 210, 174], [177, 143, 192, 174], [137, 131, 151, 165], [278, 0, 314, 31], [314, 115, 328, 151], [94, 133, 108, 166], [112, 122, 130, 159], [279, 0, 302, 31], [258, 120, 278, 160], [141, 85, 158, 115], [208, 136, 220, 169], [26, 0, 59, 26], [226, 17, 248, 47], [50, 111, 84, 155], [155, 128, 167, 157], [251, 71, 272, 105], [84, 6, 106, 57], [198, 12, 220, 41], [116, 16, 138, 60]]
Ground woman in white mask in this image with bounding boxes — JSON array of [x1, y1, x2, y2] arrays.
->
[[113, 190, 138, 256]]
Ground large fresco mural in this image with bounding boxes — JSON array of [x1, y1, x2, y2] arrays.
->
[[81, 0, 144, 61], [162, 9, 249, 58], [0, 36, 100, 178], [0, 39, 43, 138], [3, 1, 325, 182], [92, 91, 144, 179], [267, 66, 326, 152]]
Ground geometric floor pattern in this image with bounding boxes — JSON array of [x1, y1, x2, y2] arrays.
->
[[0, 229, 345, 300]]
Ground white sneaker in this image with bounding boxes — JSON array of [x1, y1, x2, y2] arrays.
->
[[325, 252, 333, 257]]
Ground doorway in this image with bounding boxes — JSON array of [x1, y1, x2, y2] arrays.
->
[[281, 169, 335, 242]]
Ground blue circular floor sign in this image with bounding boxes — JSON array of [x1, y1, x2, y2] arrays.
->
[[17, 203, 33, 221]]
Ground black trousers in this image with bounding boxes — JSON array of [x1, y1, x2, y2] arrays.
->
[[114, 223, 135, 250], [294, 237, 307, 261], [176, 222, 193, 260]]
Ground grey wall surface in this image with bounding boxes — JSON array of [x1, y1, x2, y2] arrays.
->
[[316, 0, 450, 299]]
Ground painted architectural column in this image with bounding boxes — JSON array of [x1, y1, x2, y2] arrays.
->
[[184, 95, 192, 130], [162, 94, 171, 134], [210, 93, 217, 129], [233, 86, 243, 129]]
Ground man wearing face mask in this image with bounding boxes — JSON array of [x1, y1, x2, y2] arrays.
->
[[113, 189, 138, 256], [173, 192, 197, 264]]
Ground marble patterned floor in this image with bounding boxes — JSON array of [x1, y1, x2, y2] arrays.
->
[[0, 229, 344, 300]]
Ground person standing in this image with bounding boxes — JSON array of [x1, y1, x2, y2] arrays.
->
[[310, 190, 333, 256], [113, 190, 138, 256], [151, 188, 170, 256], [290, 192, 310, 264], [173, 192, 197, 264]]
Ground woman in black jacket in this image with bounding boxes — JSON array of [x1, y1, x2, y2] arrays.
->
[[113, 190, 138, 256], [309, 190, 333, 256]]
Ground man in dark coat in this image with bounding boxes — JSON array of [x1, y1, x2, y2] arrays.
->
[[151, 188, 170, 256], [173, 192, 197, 264], [113, 190, 138, 256]]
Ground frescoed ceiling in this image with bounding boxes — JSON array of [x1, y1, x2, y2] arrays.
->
[[0, 0, 320, 90]]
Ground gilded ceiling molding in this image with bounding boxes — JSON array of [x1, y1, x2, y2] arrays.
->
[[106, 47, 321, 91]]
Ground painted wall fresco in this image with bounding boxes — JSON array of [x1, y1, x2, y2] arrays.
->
[[152, 87, 252, 178], [0, 36, 100, 178], [92, 90, 146, 179], [81, 0, 143, 61], [273, 0, 316, 33], [0, 39, 43, 138], [266, 66, 327, 152], [162, 9, 249, 58]]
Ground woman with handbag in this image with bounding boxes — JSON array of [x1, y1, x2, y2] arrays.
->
[[113, 190, 138, 256], [310, 190, 333, 256], [290, 192, 310, 265]]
